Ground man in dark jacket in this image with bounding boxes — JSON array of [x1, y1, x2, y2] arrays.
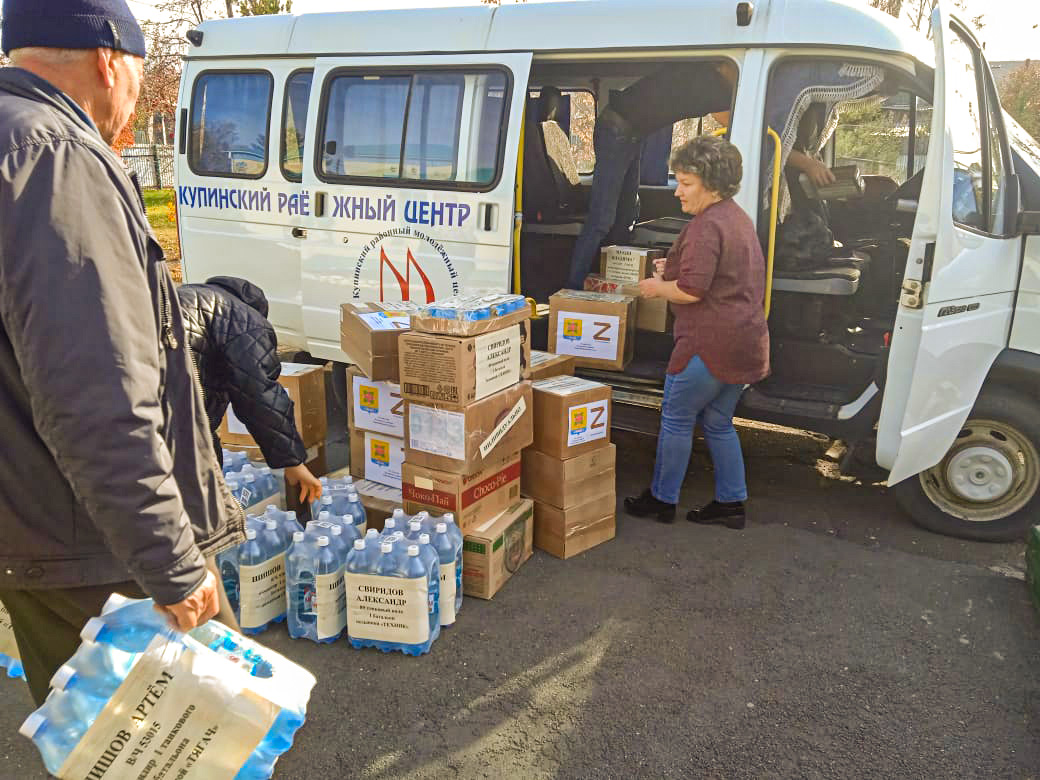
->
[[0, 0, 244, 704], [178, 276, 323, 504]]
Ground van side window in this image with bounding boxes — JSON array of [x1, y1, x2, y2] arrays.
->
[[282, 70, 313, 182], [946, 32, 987, 231], [189, 71, 273, 179], [319, 70, 509, 189]]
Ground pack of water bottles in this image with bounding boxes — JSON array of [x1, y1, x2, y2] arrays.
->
[[223, 449, 284, 513], [0, 602, 25, 680], [339, 509, 464, 656], [19, 593, 315, 779], [412, 293, 531, 337]]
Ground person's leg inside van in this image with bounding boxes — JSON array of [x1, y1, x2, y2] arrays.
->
[[605, 153, 641, 246], [568, 122, 643, 289]]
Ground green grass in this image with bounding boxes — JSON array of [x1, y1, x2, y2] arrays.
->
[[144, 188, 176, 229]]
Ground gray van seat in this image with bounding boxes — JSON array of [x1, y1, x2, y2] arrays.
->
[[772, 251, 870, 296]]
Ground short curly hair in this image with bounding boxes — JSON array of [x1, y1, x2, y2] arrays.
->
[[670, 135, 743, 199]]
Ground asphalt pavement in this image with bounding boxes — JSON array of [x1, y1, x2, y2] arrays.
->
[[2, 422, 1037, 779]]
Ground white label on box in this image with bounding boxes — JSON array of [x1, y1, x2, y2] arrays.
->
[[239, 553, 287, 629], [346, 573, 430, 645], [280, 362, 317, 376], [364, 431, 405, 489], [529, 350, 556, 367], [439, 562, 457, 625], [414, 475, 435, 490], [603, 247, 648, 284], [352, 376, 405, 437], [58, 638, 277, 780], [479, 396, 527, 460], [0, 602, 18, 660], [567, 400, 610, 447], [358, 311, 411, 331], [354, 479, 403, 504], [408, 405, 466, 461], [555, 312, 621, 361], [315, 569, 347, 640], [473, 325, 521, 400], [533, 376, 604, 396], [244, 493, 282, 514]]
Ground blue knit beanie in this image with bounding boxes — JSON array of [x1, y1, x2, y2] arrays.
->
[[2, 0, 146, 58]]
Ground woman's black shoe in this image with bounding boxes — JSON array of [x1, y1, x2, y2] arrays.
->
[[687, 500, 746, 529], [624, 489, 676, 523]]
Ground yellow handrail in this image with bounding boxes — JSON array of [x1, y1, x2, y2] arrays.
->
[[512, 115, 525, 295], [764, 127, 781, 319]]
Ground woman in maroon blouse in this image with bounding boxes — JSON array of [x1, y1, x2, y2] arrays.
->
[[625, 136, 769, 527]]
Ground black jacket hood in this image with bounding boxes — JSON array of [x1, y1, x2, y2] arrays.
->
[[205, 276, 270, 319]]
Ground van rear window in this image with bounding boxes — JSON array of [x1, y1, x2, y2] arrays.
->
[[318, 69, 508, 190], [189, 71, 273, 179]]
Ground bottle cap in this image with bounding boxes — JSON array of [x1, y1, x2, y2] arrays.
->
[[286, 511, 298, 520], [408, 545, 420, 557], [265, 505, 279, 515], [265, 518, 278, 530], [322, 495, 333, 505], [392, 508, 405, 519], [354, 539, 365, 550], [80, 617, 105, 642], [245, 528, 257, 540], [317, 536, 330, 547], [343, 516, 355, 526], [293, 531, 305, 543], [50, 664, 76, 691], [443, 513, 455, 524], [381, 542, 393, 554], [19, 712, 45, 740], [415, 511, 429, 521], [318, 511, 331, 521], [436, 522, 447, 533], [320, 476, 329, 485], [330, 525, 342, 536], [409, 520, 421, 531], [365, 529, 379, 539], [419, 533, 430, 545], [243, 473, 255, 483], [347, 491, 359, 500], [384, 518, 396, 530]]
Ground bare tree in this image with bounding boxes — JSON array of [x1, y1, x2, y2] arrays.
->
[[868, 0, 903, 19], [237, 0, 292, 13]]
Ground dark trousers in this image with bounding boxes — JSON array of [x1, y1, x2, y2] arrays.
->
[[0, 559, 239, 706]]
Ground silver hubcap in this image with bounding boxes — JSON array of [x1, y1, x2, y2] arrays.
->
[[945, 446, 1015, 502], [920, 418, 1040, 523]]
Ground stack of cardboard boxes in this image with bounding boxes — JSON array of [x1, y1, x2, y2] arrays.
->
[[397, 303, 536, 599], [219, 361, 329, 513], [525, 376, 617, 558]]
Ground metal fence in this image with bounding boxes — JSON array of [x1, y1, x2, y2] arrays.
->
[[121, 144, 175, 189]]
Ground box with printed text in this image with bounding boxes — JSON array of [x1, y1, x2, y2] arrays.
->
[[402, 450, 521, 533], [404, 382, 533, 475], [531, 376, 612, 460], [548, 290, 637, 371], [340, 301, 417, 382], [346, 365, 404, 438], [598, 245, 665, 285], [463, 498, 534, 599], [348, 425, 404, 489]]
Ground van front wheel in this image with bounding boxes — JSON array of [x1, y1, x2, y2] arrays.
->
[[892, 389, 1040, 542]]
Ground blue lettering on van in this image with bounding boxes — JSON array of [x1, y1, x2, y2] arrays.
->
[[403, 200, 469, 228], [331, 194, 395, 221], [276, 193, 312, 217], [177, 186, 273, 213]]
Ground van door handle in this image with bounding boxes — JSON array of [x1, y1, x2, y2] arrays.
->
[[291, 227, 307, 239], [479, 203, 498, 231]]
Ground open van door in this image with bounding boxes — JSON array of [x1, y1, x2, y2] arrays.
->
[[299, 53, 532, 361], [876, 5, 1027, 535]]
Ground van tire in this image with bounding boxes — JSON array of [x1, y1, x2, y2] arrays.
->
[[892, 388, 1040, 542]]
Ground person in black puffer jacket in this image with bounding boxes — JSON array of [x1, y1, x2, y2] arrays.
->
[[177, 276, 323, 504]]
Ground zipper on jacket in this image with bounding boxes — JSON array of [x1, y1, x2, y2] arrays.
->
[[158, 276, 179, 350]]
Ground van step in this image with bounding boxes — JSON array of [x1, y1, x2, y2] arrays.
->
[[739, 385, 850, 420]]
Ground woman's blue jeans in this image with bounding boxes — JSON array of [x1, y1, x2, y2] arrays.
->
[[651, 356, 748, 504]]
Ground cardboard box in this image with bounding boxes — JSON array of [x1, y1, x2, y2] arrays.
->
[[219, 362, 328, 449], [340, 301, 418, 382], [463, 498, 534, 599], [531, 376, 612, 460], [599, 245, 664, 285], [398, 324, 527, 409], [410, 301, 530, 338], [348, 425, 404, 489], [548, 290, 637, 371], [584, 274, 674, 333], [405, 382, 533, 475], [402, 451, 521, 533], [522, 444, 616, 509], [282, 443, 329, 517], [533, 492, 616, 559], [527, 350, 575, 381], [346, 366, 404, 438]]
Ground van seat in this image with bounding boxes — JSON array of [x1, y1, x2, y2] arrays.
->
[[523, 86, 585, 225], [772, 251, 870, 296]]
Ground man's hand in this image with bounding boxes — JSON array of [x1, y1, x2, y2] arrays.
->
[[285, 463, 323, 504], [154, 569, 219, 632], [789, 150, 836, 188]]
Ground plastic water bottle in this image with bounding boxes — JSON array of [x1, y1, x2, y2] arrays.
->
[[283, 510, 304, 536], [328, 483, 353, 516], [263, 516, 291, 555], [80, 600, 173, 653], [417, 533, 442, 642], [405, 518, 424, 543], [19, 706, 86, 775], [50, 640, 137, 700], [286, 532, 317, 641], [311, 494, 334, 522], [432, 522, 459, 627], [314, 536, 346, 643], [257, 466, 279, 500], [189, 622, 274, 678], [442, 512, 464, 616], [223, 449, 248, 475], [380, 516, 399, 542], [239, 472, 260, 509], [239, 527, 286, 635], [308, 520, 349, 564], [1, 653, 24, 679], [401, 545, 438, 656], [345, 491, 368, 533]]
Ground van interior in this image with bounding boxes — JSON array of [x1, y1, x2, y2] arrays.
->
[[518, 56, 935, 443]]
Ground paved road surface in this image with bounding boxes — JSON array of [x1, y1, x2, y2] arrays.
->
[[2, 423, 1036, 779]]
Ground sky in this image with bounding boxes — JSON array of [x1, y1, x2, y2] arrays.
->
[[127, 0, 1039, 61]]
